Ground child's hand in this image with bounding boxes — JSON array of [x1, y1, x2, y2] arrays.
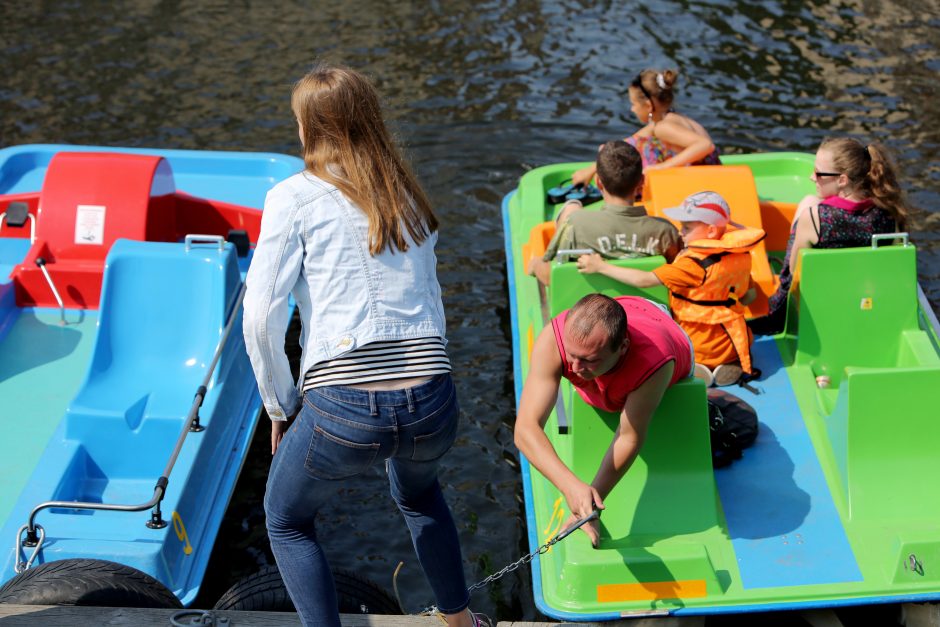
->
[[577, 253, 605, 274], [571, 166, 594, 187]]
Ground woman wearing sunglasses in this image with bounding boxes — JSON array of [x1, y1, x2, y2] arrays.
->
[[749, 137, 909, 335], [572, 68, 720, 187]]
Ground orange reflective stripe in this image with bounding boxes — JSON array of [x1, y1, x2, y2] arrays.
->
[[596, 579, 707, 602]]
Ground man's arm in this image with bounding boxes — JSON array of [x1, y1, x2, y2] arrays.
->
[[527, 257, 553, 285], [528, 221, 577, 286], [590, 361, 675, 500], [514, 327, 605, 520]]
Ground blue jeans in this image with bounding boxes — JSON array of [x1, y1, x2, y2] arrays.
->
[[264, 374, 469, 627]]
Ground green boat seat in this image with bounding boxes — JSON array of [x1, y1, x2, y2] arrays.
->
[[792, 243, 940, 525], [541, 376, 722, 607], [794, 244, 937, 379], [548, 256, 669, 318]]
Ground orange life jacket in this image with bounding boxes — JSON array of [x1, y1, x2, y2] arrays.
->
[[669, 227, 766, 374]]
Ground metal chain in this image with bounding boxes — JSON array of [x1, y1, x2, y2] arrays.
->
[[467, 509, 598, 592], [417, 510, 599, 615]]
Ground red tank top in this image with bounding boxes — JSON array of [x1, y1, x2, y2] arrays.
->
[[551, 296, 692, 413]]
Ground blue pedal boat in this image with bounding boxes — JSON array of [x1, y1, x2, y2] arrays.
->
[[0, 144, 302, 606]]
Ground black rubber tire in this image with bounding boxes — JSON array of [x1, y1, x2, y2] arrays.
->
[[213, 564, 402, 615], [0, 558, 182, 608]]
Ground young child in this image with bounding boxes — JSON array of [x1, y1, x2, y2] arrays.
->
[[528, 141, 682, 286], [572, 69, 720, 187], [577, 191, 764, 387]]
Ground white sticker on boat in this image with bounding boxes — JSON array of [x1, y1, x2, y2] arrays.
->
[[75, 204, 106, 245]]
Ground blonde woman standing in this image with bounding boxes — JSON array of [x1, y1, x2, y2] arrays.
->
[[244, 64, 486, 627]]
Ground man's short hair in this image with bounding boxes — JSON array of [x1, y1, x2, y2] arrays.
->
[[596, 141, 643, 198], [566, 293, 627, 351]]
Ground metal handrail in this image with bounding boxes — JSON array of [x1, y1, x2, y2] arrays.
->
[[18, 253, 247, 558], [185, 233, 226, 252], [35, 258, 66, 326], [871, 232, 909, 248], [537, 260, 572, 434], [554, 248, 594, 262]]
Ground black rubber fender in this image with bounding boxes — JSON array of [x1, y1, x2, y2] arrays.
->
[[213, 564, 402, 615], [0, 558, 182, 608]]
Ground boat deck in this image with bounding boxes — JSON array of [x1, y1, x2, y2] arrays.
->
[[714, 337, 862, 590], [0, 307, 97, 525]]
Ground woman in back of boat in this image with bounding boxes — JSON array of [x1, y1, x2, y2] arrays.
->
[[572, 68, 720, 187], [243, 64, 484, 627], [749, 137, 909, 335]]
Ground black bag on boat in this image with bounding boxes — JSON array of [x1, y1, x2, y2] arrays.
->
[[707, 389, 758, 468]]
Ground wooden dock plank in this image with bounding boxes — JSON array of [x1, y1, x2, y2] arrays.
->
[[0, 604, 707, 626], [0, 604, 443, 626]]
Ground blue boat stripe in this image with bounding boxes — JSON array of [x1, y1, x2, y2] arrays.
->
[[714, 337, 863, 589]]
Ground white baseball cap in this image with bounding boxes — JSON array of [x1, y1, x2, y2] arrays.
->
[[663, 191, 731, 227]]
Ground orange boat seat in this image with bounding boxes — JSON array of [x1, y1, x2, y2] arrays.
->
[[646, 166, 776, 318]]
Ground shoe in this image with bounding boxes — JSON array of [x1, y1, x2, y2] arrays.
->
[[471, 612, 493, 627], [434, 610, 493, 627], [694, 363, 714, 387], [713, 363, 743, 387], [547, 183, 577, 204]]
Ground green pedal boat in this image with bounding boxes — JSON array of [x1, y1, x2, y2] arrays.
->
[[501, 153, 940, 620]]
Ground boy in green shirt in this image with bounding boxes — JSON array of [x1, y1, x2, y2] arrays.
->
[[528, 141, 681, 286]]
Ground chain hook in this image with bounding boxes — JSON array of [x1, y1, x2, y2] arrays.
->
[[14, 524, 44, 574]]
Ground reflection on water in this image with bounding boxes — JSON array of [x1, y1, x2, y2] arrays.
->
[[2, 0, 938, 622]]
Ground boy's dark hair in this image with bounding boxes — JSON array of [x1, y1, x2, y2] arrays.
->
[[596, 141, 643, 198]]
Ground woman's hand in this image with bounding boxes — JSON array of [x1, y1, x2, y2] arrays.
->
[[271, 420, 289, 455], [577, 253, 606, 274], [643, 162, 667, 172]]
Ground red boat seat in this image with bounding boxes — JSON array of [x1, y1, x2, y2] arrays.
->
[[12, 152, 177, 309]]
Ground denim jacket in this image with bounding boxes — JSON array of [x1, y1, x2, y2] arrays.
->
[[243, 171, 447, 420]]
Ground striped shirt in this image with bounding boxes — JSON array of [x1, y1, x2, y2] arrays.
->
[[302, 337, 451, 390]]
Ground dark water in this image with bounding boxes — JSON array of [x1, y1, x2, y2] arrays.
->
[[3, 1, 939, 623]]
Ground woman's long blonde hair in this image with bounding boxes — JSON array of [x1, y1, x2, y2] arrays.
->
[[291, 64, 438, 255]]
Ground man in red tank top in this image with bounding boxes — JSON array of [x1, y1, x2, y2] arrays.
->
[[514, 294, 693, 546]]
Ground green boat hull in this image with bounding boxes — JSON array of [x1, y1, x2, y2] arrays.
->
[[502, 153, 940, 619]]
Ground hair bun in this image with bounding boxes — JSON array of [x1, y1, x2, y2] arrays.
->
[[661, 69, 678, 89]]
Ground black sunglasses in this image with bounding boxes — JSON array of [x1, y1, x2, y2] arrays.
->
[[814, 169, 841, 178]]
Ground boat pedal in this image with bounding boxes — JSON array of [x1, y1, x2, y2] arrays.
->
[[2, 201, 29, 227], [227, 229, 250, 257]]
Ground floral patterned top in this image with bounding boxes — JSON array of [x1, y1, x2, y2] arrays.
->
[[626, 134, 721, 168]]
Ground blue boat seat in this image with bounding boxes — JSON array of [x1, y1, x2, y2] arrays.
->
[[64, 239, 242, 477]]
